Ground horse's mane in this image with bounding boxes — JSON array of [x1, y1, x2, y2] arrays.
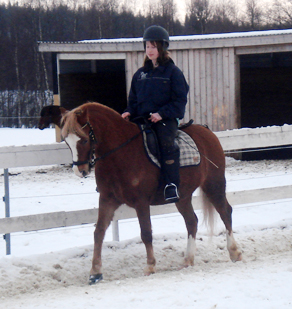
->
[[61, 102, 130, 139], [61, 107, 87, 139]]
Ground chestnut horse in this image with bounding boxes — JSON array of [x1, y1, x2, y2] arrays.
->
[[60, 102, 242, 284]]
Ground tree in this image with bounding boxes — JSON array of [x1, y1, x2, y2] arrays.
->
[[268, 0, 292, 28], [204, 0, 240, 33], [245, 0, 262, 30], [146, 0, 178, 35], [186, 0, 212, 34], [159, 0, 177, 34]]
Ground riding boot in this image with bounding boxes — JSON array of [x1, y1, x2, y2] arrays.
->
[[161, 150, 180, 202]]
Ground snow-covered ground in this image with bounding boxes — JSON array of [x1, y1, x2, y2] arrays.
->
[[0, 128, 292, 308]]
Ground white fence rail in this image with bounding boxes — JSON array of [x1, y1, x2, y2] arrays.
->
[[216, 124, 292, 151], [1, 185, 292, 235], [1, 125, 292, 252], [1, 124, 292, 169]]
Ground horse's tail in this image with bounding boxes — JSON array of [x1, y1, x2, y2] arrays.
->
[[199, 188, 216, 236]]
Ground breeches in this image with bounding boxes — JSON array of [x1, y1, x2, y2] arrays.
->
[[151, 118, 180, 186], [151, 118, 178, 156]]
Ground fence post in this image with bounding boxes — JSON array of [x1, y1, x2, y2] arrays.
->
[[3, 168, 11, 255], [112, 220, 119, 241]]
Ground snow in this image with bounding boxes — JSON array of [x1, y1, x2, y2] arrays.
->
[[0, 128, 292, 308], [81, 29, 292, 44]]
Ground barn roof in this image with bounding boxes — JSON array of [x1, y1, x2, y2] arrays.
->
[[80, 29, 292, 44], [38, 29, 292, 53]]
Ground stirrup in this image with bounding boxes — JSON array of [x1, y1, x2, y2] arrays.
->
[[164, 183, 179, 202]]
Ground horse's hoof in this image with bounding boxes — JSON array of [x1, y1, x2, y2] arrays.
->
[[144, 265, 156, 276], [230, 250, 242, 262], [183, 257, 195, 267], [89, 273, 103, 285]]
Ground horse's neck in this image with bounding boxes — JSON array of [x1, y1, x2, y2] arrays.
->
[[95, 116, 140, 152], [93, 114, 155, 179]]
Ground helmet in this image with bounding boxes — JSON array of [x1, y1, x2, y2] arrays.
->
[[143, 25, 169, 50]]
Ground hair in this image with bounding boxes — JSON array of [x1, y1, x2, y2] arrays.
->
[[143, 41, 170, 67], [61, 107, 88, 139]]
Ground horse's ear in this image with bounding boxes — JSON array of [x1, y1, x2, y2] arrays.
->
[[74, 109, 84, 116]]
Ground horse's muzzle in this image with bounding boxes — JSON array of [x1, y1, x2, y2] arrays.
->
[[73, 164, 90, 178]]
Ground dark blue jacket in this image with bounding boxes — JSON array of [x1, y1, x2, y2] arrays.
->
[[126, 59, 189, 120]]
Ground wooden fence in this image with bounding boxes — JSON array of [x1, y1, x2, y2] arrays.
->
[[1, 124, 292, 252]]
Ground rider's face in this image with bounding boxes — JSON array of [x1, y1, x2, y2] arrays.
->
[[146, 41, 159, 63]]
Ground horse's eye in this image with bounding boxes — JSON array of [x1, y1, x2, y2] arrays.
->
[[80, 139, 88, 145]]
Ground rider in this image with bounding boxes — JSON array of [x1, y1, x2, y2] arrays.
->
[[122, 25, 189, 202]]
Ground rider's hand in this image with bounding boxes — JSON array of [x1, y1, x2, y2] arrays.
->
[[122, 112, 131, 121], [149, 112, 162, 123]]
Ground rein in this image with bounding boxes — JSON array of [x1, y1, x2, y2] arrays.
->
[[72, 121, 143, 168], [72, 118, 218, 170]]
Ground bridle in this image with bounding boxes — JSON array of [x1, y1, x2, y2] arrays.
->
[[72, 122, 97, 168], [72, 121, 143, 168]]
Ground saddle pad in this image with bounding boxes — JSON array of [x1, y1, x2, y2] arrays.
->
[[142, 128, 200, 168]]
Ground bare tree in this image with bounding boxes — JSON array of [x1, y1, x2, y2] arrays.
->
[[268, 0, 292, 27], [187, 0, 212, 34], [9, 4, 23, 126], [152, 0, 177, 34], [94, 0, 119, 38], [245, 0, 262, 30], [213, 0, 236, 23], [30, 0, 50, 90]]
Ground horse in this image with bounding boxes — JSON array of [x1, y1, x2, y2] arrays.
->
[[38, 105, 66, 129], [60, 102, 242, 284]]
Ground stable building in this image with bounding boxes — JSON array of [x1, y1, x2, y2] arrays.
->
[[38, 29, 292, 133]]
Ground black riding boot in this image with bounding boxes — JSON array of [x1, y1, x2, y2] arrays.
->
[[162, 150, 180, 203]]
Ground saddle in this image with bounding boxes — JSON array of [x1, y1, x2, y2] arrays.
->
[[138, 119, 200, 168]]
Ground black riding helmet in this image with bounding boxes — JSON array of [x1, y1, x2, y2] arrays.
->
[[143, 25, 170, 50]]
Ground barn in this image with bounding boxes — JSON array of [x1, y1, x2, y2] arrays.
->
[[38, 28, 292, 135]]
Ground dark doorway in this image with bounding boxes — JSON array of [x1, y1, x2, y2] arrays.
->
[[59, 59, 127, 114], [240, 52, 292, 160]]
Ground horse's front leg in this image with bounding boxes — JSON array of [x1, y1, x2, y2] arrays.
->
[[89, 196, 119, 284], [136, 206, 156, 275]]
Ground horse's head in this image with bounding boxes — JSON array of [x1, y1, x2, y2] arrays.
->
[[38, 105, 66, 129], [61, 107, 96, 178]]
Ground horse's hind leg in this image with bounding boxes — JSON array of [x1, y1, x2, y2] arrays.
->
[[176, 196, 198, 267], [202, 178, 242, 262], [136, 206, 156, 275]]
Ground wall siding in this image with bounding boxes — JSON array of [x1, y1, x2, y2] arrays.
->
[[125, 47, 239, 131], [174, 47, 238, 130]]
